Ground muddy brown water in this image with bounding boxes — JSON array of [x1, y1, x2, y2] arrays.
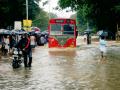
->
[[0, 46, 120, 90]]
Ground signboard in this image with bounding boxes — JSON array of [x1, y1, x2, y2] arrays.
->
[[23, 20, 32, 27], [23, 20, 32, 31], [14, 21, 22, 30], [55, 20, 64, 23], [66, 19, 70, 23]]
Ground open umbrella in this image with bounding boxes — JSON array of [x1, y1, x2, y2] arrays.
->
[[0, 29, 4, 34], [11, 29, 26, 35], [3, 29, 11, 35]]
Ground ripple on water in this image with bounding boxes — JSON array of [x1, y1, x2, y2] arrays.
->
[[0, 46, 120, 90]]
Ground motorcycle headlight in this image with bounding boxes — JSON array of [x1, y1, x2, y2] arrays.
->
[[14, 51, 18, 54]]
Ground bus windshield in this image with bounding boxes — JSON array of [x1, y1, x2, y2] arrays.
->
[[63, 24, 74, 35], [50, 24, 75, 35], [50, 24, 62, 35]]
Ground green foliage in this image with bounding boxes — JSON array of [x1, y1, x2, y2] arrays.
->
[[32, 11, 58, 31], [70, 14, 76, 19], [0, 0, 44, 29], [32, 10, 49, 31], [58, 0, 120, 35], [49, 13, 58, 18], [0, 0, 58, 30]]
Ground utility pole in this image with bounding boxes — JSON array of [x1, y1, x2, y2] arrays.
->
[[26, 0, 28, 20], [48, 0, 51, 20]]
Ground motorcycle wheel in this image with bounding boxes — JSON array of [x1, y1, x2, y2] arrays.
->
[[12, 59, 20, 68]]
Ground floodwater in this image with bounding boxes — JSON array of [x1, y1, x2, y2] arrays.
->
[[0, 45, 120, 90]]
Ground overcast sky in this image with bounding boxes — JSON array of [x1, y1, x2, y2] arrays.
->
[[39, 0, 75, 18]]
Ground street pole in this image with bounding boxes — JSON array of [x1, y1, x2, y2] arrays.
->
[[26, 0, 28, 20], [48, 0, 51, 20]]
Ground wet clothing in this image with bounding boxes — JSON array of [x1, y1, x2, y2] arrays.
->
[[2, 37, 9, 54], [99, 39, 107, 53], [18, 37, 30, 50], [10, 38, 16, 49], [30, 36, 36, 48], [17, 37, 32, 67], [4, 38, 9, 50]]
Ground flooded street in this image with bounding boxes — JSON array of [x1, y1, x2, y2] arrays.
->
[[0, 40, 120, 90]]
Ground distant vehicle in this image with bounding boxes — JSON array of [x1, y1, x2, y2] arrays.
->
[[48, 18, 77, 48]]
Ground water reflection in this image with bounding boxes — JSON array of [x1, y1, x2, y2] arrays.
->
[[49, 48, 76, 57]]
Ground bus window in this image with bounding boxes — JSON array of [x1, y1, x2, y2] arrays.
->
[[50, 24, 62, 35], [63, 24, 74, 34]]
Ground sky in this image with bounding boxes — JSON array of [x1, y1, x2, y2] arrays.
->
[[39, 0, 75, 18]]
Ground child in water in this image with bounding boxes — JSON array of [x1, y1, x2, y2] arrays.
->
[[99, 36, 107, 59]]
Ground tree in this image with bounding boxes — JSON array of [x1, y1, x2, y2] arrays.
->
[[32, 11, 58, 31], [32, 10, 49, 31], [58, 0, 120, 37], [49, 13, 58, 18], [0, 0, 41, 29], [70, 14, 76, 19]]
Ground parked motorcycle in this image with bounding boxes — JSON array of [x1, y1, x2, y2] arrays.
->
[[12, 48, 23, 68]]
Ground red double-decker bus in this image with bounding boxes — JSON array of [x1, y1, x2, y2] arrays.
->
[[48, 18, 77, 48]]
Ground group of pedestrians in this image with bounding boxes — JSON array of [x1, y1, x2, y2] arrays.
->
[[0, 33, 36, 67], [1, 35, 10, 55]]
